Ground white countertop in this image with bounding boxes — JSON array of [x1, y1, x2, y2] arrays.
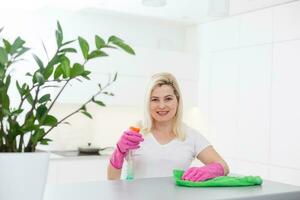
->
[[44, 176, 300, 200], [50, 149, 113, 160]]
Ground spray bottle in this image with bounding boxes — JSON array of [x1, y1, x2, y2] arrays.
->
[[126, 126, 140, 180]]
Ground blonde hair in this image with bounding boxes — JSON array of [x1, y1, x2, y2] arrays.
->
[[141, 72, 185, 140]]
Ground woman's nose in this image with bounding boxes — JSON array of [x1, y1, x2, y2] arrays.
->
[[158, 101, 166, 108]]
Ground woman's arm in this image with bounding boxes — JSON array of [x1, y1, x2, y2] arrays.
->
[[107, 163, 122, 180], [197, 145, 230, 175]]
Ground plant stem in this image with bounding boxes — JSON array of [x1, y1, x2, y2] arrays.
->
[[0, 119, 4, 146], [44, 81, 112, 136], [47, 80, 70, 113], [13, 84, 38, 122], [35, 80, 70, 140], [18, 134, 24, 152], [24, 85, 41, 150]]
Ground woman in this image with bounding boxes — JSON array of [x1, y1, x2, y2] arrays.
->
[[107, 72, 229, 181]]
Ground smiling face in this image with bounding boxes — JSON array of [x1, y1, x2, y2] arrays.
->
[[150, 84, 178, 123]]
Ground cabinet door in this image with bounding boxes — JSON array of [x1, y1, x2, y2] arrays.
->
[[230, 0, 292, 14]]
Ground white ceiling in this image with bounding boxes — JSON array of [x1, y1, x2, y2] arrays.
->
[[3, 0, 297, 25], [3, 0, 226, 24], [76, 0, 214, 24]]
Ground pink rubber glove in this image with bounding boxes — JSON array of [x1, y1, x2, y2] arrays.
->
[[110, 130, 144, 169], [182, 163, 224, 182]]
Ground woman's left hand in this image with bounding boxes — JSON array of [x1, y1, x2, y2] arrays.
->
[[182, 163, 224, 182]]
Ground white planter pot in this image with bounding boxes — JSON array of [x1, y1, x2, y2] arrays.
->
[[0, 152, 49, 200]]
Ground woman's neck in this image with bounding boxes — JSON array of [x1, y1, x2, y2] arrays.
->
[[152, 121, 174, 137]]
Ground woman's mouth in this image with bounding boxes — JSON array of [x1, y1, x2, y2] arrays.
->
[[156, 111, 169, 116]]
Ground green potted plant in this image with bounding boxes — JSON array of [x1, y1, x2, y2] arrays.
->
[[0, 21, 135, 200]]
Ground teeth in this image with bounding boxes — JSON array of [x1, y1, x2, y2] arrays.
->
[[157, 111, 168, 115]]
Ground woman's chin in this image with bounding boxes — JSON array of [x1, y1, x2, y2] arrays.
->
[[153, 117, 173, 123]]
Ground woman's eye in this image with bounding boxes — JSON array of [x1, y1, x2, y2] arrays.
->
[[151, 99, 159, 102], [165, 97, 173, 101]]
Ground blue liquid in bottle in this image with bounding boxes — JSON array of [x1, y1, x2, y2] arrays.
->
[[126, 126, 140, 180], [126, 150, 134, 180]]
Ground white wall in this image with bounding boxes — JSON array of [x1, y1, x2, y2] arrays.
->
[[0, 7, 198, 108], [197, 0, 300, 186], [0, 7, 204, 154], [1, 7, 201, 146]]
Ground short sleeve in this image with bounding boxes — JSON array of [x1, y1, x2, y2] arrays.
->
[[194, 131, 211, 157], [184, 125, 211, 158]]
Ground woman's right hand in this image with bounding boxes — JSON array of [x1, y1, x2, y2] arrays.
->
[[110, 130, 144, 169], [116, 130, 144, 155]]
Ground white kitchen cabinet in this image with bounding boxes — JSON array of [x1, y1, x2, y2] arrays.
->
[[270, 41, 300, 169], [48, 156, 110, 184], [197, 17, 239, 53], [239, 9, 272, 46], [230, 0, 293, 15], [209, 50, 239, 157], [273, 1, 300, 42], [236, 45, 272, 164]]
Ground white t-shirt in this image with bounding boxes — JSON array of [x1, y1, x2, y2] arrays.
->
[[126, 126, 211, 179]]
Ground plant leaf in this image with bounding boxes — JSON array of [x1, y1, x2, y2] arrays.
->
[[41, 40, 49, 60], [26, 92, 34, 105], [15, 47, 29, 58], [0, 64, 4, 77], [81, 111, 93, 119], [81, 70, 91, 80], [38, 94, 51, 104], [22, 114, 35, 132], [61, 57, 71, 78], [75, 78, 82, 82], [1, 94, 10, 110], [33, 71, 45, 85], [50, 54, 64, 66], [30, 129, 45, 145], [61, 39, 76, 47], [0, 47, 8, 65], [59, 48, 77, 53], [78, 36, 89, 60], [42, 85, 60, 89], [113, 72, 118, 82], [39, 138, 52, 145], [57, 21, 62, 34], [36, 105, 47, 121], [4, 74, 11, 88], [70, 63, 84, 78], [54, 65, 63, 80], [56, 30, 63, 47], [16, 81, 23, 96], [103, 91, 114, 96], [112, 41, 135, 55], [88, 50, 108, 59], [10, 108, 23, 116], [33, 54, 44, 71], [44, 64, 54, 80], [10, 37, 25, 54], [92, 98, 106, 107], [80, 105, 86, 111], [95, 35, 105, 49], [108, 35, 124, 43], [3, 39, 11, 53], [43, 115, 58, 126], [82, 76, 90, 80], [62, 121, 71, 125]]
